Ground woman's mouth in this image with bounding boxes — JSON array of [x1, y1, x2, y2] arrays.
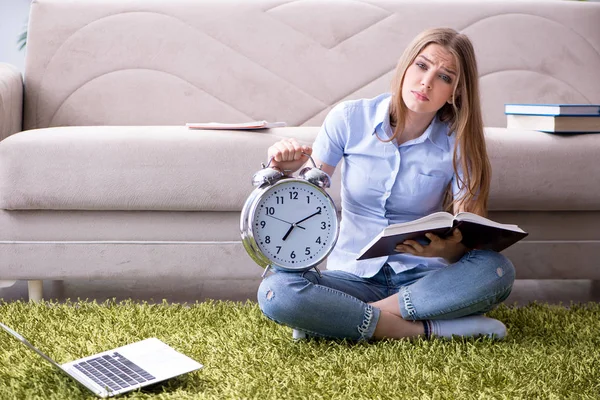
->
[[412, 91, 429, 101]]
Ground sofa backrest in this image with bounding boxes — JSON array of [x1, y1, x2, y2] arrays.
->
[[23, 0, 600, 130]]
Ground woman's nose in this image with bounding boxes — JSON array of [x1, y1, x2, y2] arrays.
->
[[421, 72, 434, 89], [421, 77, 432, 89]]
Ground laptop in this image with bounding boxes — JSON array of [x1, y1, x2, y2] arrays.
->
[[0, 322, 203, 398]]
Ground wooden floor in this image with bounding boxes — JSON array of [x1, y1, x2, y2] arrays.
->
[[1, 279, 600, 305]]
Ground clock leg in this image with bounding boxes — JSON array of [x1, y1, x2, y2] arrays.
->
[[292, 329, 307, 340], [261, 265, 272, 278], [312, 266, 323, 278]]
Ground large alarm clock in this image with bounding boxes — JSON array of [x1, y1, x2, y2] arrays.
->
[[240, 155, 339, 275]]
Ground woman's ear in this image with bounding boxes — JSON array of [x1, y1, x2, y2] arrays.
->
[[449, 86, 462, 105], [448, 94, 461, 106]]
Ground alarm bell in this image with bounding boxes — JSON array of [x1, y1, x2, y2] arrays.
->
[[251, 167, 284, 187], [298, 166, 331, 189], [252, 152, 331, 188], [299, 152, 331, 189]]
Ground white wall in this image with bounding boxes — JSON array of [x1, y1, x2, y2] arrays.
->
[[0, 0, 32, 72]]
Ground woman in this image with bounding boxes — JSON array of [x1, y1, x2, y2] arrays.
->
[[257, 28, 515, 341]]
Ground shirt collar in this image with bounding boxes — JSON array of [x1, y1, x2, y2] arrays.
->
[[372, 96, 451, 152], [371, 93, 393, 139], [411, 115, 451, 152]]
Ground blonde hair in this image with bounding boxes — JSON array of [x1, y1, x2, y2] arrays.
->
[[389, 28, 490, 215]]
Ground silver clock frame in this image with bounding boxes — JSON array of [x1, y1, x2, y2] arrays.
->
[[240, 177, 340, 275]]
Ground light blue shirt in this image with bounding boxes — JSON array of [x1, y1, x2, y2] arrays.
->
[[313, 93, 464, 277]]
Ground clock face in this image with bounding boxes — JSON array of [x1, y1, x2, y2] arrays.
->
[[250, 179, 338, 270]]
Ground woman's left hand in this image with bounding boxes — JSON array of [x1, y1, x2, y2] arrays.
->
[[395, 228, 468, 263]]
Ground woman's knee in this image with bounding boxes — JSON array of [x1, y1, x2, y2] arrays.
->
[[257, 271, 304, 321], [468, 249, 516, 291], [258, 272, 288, 305]]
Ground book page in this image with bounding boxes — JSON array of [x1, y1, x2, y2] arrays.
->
[[383, 212, 454, 236], [454, 212, 525, 232]]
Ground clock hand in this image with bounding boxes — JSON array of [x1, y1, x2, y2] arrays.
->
[[266, 214, 306, 230], [282, 225, 295, 241], [266, 215, 294, 225], [294, 210, 322, 225], [281, 209, 318, 241]]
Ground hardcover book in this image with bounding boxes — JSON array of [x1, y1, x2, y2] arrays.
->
[[356, 212, 528, 261], [506, 114, 600, 133], [504, 104, 600, 116]]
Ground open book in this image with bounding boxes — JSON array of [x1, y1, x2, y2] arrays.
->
[[356, 211, 528, 260], [186, 120, 287, 130]]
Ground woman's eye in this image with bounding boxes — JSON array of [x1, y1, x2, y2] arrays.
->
[[440, 74, 452, 83], [416, 62, 427, 70]]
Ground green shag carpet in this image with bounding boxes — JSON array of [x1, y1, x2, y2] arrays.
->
[[1, 300, 599, 400]]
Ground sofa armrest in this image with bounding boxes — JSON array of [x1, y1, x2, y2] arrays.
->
[[0, 63, 23, 141], [486, 127, 600, 210]]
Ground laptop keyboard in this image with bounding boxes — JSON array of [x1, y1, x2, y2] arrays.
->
[[73, 352, 156, 392]]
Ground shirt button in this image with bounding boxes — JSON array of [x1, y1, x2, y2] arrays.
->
[[384, 191, 390, 196]]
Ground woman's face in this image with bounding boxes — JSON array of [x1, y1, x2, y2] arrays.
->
[[401, 43, 458, 116]]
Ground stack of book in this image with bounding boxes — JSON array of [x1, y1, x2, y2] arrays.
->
[[505, 104, 600, 133]]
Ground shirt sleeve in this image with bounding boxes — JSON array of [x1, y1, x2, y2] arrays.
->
[[312, 102, 348, 167]]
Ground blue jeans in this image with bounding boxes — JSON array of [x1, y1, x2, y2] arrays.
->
[[257, 249, 515, 340]]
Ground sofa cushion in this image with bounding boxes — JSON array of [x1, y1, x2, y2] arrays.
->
[[2, 126, 600, 211], [0, 210, 243, 241], [486, 128, 600, 211], [0, 126, 322, 211]]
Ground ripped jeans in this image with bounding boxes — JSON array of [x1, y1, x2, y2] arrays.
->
[[257, 249, 515, 341]]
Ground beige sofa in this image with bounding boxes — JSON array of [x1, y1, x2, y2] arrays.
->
[[1, 0, 600, 301]]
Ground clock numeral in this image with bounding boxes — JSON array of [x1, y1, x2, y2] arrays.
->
[[276, 196, 284, 204], [321, 222, 327, 230], [260, 221, 266, 228], [265, 236, 271, 244], [290, 251, 296, 259], [306, 195, 310, 204], [266, 207, 275, 215], [289, 191, 298, 200], [316, 237, 321, 244], [276, 246, 281, 254], [317, 206, 322, 213], [305, 247, 311, 255]]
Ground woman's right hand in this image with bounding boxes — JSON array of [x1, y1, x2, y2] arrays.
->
[[267, 138, 313, 174]]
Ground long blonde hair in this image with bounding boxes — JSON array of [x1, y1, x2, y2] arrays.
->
[[389, 28, 490, 215]]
